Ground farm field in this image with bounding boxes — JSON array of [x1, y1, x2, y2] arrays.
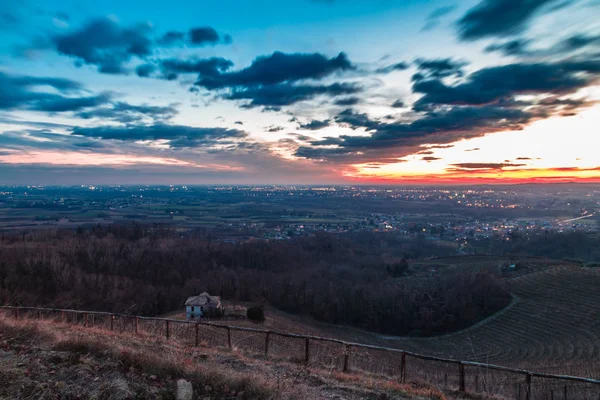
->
[[389, 266, 600, 374]]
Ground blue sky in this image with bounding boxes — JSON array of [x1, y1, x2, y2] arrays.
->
[[1, 0, 599, 184]]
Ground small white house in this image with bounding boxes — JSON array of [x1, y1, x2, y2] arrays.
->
[[185, 292, 222, 320]]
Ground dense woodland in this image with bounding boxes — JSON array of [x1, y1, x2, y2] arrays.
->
[[2, 225, 595, 336]]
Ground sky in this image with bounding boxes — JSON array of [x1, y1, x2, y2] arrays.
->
[[0, 0, 599, 185]]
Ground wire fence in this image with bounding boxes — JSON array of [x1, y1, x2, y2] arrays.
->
[[2, 306, 599, 400]]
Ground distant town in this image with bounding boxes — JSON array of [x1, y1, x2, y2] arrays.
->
[[1, 184, 598, 253]]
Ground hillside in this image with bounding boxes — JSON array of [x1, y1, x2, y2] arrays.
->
[[183, 261, 600, 378], [0, 314, 470, 400], [168, 262, 600, 399], [373, 264, 600, 376]]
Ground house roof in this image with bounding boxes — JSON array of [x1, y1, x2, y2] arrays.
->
[[185, 292, 221, 306]]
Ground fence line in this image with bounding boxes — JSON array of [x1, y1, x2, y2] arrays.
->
[[2, 305, 599, 399]]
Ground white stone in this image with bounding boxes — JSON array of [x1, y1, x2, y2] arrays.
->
[[176, 379, 193, 400]]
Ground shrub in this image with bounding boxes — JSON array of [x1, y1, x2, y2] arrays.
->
[[247, 306, 265, 323]]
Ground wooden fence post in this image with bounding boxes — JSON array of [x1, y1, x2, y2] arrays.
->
[[400, 352, 406, 383], [551, 389, 554, 400], [343, 344, 350, 372], [264, 331, 270, 357], [110, 315, 114, 331], [525, 374, 532, 400], [305, 337, 310, 363], [165, 320, 170, 339], [14, 308, 18, 320], [84, 313, 88, 327], [459, 362, 466, 392], [227, 327, 232, 349], [135, 317, 139, 334], [195, 323, 199, 347], [475, 375, 479, 392], [38, 309, 41, 319], [563, 385, 567, 400]]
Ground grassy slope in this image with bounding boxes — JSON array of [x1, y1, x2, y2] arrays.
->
[[0, 315, 477, 400]]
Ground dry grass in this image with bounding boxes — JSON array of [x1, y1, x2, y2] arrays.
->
[[0, 314, 474, 400]]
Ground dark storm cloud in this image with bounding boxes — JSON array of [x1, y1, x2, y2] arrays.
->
[[0, 116, 73, 130], [72, 141, 106, 149], [0, 130, 63, 150], [76, 102, 178, 123], [457, 0, 567, 41], [413, 59, 599, 110], [376, 62, 410, 74], [391, 100, 405, 108], [485, 39, 532, 56], [414, 58, 468, 80], [189, 27, 220, 45], [422, 156, 441, 161], [486, 34, 600, 57], [535, 97, 595, 116], [158, 57, 233, 80], [0, 71, 112, 112], [157, 31, 185, 45], [295, 105, 534, 162], [71, 124, 247, 149], [290, 134, 312, 141], [336, 106, 531, 136], [561, 34, 600, 51], [224, 82, 361, 108], [49, 18, 231, 74], [31, 93, 113, 112], [135, 63, 156, 77], [334, 96, 360, 106], [334, 108, 380, 130], [450, 162, 527, 170], [53, 18, 153, 74], [159, 27, 231, 46], [196, 51, 354, 89], [465, 147, 480, 151], [0, 129, 107, 151], [0, 72, 82, 108], [299, 119, 331, 130], [183, 51, 358, 109], [0, 71, 182, 121]]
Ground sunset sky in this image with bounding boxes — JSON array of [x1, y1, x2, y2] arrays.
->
[[1, 0, 599, 184]]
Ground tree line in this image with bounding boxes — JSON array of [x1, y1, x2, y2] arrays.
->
[[0, 225, 514, 336]]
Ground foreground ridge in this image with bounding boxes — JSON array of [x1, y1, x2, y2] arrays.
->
[[0, 312, 451, 400], [2, 305, 599, 400]]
